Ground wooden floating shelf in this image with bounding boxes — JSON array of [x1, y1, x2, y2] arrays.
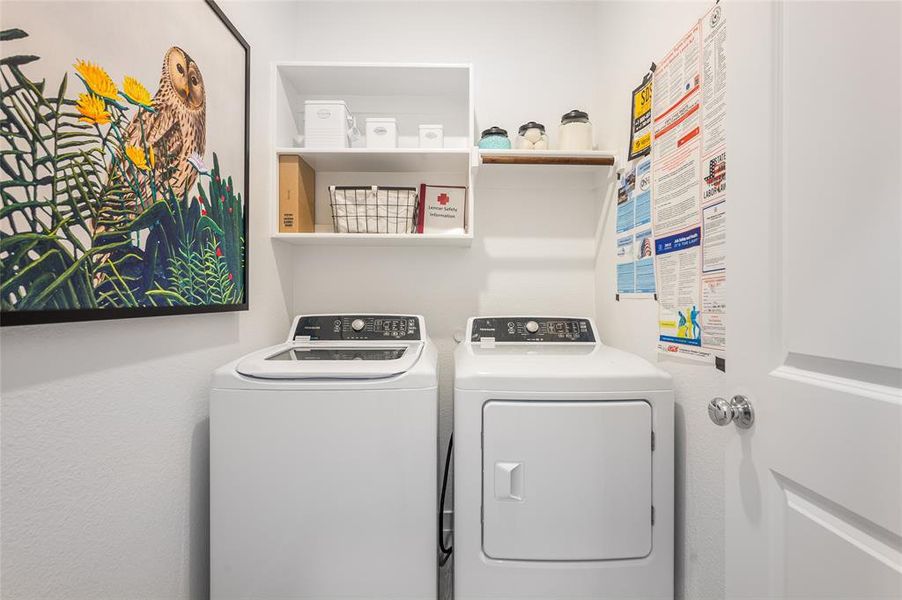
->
[[478, 149, 616, 166], [272, 232, 473, 247]]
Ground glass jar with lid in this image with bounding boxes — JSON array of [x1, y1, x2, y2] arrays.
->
[[478, 126, 511, 150], [516, 121, 548, 150], [558, 109, 593, 151]]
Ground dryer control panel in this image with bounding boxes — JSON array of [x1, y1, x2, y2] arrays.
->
[[470, 317, 595, 343], [293, 315, 421, 341]]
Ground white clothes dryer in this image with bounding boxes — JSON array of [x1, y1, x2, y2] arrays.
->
[[211, 314, 438, 600], [453, 316, 674, 599]]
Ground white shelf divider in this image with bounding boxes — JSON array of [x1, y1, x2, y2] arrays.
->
[[275, 147, 472, 173], [272, 232, 473, 247]]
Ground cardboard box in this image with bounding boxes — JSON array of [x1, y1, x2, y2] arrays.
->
[[278, 155, 315, 232]]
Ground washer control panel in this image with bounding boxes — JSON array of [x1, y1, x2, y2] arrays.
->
[[294, 315, 421, 341], [470, 317, 595, 343]]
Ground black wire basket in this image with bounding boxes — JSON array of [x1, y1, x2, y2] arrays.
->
[[329, 186, 419, 234]]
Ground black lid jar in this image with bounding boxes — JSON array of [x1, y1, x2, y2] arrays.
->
[[516, 121, 548, 150], [560, 109, 590, 125], [559, 110, 593, 151], [518, 121, 546, 135], [478, 126, 511, 149], [481, 126, 508, 138]]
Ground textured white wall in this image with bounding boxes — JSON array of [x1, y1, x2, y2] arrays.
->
[[1, 2, 729, 599], [0, 2, 297, 598], [592, 3, 729, 599]]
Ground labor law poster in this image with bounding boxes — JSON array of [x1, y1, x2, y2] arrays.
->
[[652, 2, 727, 363]]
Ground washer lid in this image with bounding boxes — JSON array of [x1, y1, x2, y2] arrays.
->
[[236, 341, 424, 380]]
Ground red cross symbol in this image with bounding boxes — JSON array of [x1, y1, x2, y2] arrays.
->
[[437, 193, 450, 205]]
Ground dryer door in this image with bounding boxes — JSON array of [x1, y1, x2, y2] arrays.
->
[[482, 400, 652, 561]]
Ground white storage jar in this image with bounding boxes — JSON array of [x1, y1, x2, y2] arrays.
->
[[304, 100, 353, 149], [516, 121, 548, 150], [558, 109, 594, 151], [418, 124, 444, 148], [366, 117, 399, 149]]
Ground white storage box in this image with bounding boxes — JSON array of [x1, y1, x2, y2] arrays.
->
[[329, 186, 418, 234], [304, 100, 353, 148], [365, 118, 398, 149], [418, 124, 444, 148]]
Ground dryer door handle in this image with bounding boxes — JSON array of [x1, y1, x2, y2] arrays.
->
[[494, 462, 524, 501]]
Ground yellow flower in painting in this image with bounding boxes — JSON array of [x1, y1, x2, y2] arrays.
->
[[125, 145, 153, 171], [121, 76, 153, 108], [75, 93, 110, 125], [73, 59, 118, 100]]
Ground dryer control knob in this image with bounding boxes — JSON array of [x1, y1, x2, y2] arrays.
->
[[351, 318, 366, 332], [525, 320, 539, 334]]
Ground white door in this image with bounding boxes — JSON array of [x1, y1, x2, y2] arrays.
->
[[726, 1, 902, 598]]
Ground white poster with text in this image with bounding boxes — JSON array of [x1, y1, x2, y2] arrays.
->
[[653, 2, 727, 364]]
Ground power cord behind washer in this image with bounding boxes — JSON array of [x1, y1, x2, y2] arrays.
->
[[438, 433, 453, 566]]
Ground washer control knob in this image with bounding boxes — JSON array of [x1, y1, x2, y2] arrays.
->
[[351, 318, 366, 332], [525, 320, 539, 334]]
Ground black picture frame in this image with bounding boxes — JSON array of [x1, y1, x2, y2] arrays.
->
[[0, 0, 250, 327]]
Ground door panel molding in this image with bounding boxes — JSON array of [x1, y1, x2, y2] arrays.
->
[[772, 362, 902, 404], [782, 353, 902, 391], [776, 472, 902, 575]]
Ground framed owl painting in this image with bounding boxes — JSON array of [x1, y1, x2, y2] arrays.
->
[[0, 0, 249, 326]]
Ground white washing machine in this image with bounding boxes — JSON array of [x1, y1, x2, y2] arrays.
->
[[453, 316, 673, 599], [211, 314, 438, 600]]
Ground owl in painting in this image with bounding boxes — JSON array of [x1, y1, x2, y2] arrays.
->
[[124, 46, 206, 202]]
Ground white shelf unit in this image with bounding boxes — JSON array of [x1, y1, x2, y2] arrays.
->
[[271, 62, 475, 246]]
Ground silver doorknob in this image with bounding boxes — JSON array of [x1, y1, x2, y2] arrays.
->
[[708, 395, 754, 429]]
